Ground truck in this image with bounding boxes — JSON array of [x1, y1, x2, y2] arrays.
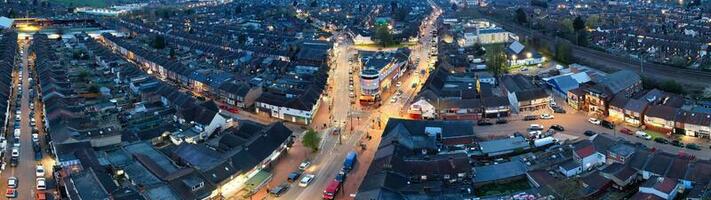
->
[[322, 179, 341, 199], [343, 151, 357, 172]]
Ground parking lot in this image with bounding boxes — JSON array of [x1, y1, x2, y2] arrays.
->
[[473, 97, 711, 160]]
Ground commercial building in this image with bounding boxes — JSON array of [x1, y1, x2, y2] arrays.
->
[[358, 48, 410, 103]]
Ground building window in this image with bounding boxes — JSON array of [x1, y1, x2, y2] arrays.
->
[[420, 175, 427, 180]]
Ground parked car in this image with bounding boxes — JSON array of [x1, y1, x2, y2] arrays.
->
[[671, 140, 684, 148], [287, 171, 302, 183], [5, 189, 16, 198], [7, 177, 17, 188], [268, 183, 289, 197], [523, 115, 538, 121], [529, 124, 544, 131], [335, 170, 347, 182], [495, 118, 508, 124], [686, 144, 701, 150], [552, 106, 566, 114], [298, 161, 311, 171], [298, 174, 315, 187], [601, 121, 615, 129], [477, 119, 493, 126], [550, 124, 565, 131], [36, 165, 45, 177], [36, 178, 46, 190], [540, 113, 554, 120], [620, 128, 633, 135], [635, 131, 652, 140], [584, 130, 597, 137], [654, 137, 670, 144], [588, 118, 601, 125]]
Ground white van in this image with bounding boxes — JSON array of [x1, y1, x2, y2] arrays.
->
[[13, 129, 20, 137]]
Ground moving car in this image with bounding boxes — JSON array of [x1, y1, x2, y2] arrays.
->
[[635, 131, 652, 140], [588, 118, 601, 125], [552, 106, 566, 114], [335, 169, 347, 182], [11, 147, 19, 157], [298, 174, 315, 187]]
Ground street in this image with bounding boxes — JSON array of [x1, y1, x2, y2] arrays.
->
[[0, 38, 55, 199]]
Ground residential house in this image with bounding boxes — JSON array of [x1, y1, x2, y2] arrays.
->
[[215, 82, 263, 108], [600, 163, 639, 190], [584, 70, 642, 116], [644, 105, 679, 134], [506, 41, 544, 66], [637, 176, 682, 200]]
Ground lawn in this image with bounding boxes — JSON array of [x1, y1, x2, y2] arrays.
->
[[644, 130, 670, 140], [53, 0, 108, 7], [475, 179, 531, 197]]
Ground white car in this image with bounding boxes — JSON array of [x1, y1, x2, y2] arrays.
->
[[7, 177, 17, 188], [32, 134, 39, 142], [529, 124, 543, 131], [298, 174, 315, 187], [36, 178, 46, 190], [36, 165, 45, 177], [540, 114, 554, 119], [11, 148, 19, 157], [298, 161, 311, 171], [635, 131, 652, 140], [588, 118, 601, 125], [390, 97, 398, 103]]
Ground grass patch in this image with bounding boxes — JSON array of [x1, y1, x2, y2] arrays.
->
[[475, 179, 531, 197], [52, 0, 107, 7], [644, 130, 670, 140]]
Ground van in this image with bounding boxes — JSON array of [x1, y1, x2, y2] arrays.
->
[[13, 129, 20, 137]]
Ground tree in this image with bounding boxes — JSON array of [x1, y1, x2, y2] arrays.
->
[[558, 18, 574, 34], [390, 1, 398, 13], [150, 35, 166, 49], [292, 0, 298, 7], [485, 44, 509, 78], [515, 8, 527, 24], [573, 16, 585, 32], [585, 14, 600, 29], [577, 30, 589, 47], [302, 129, 321, 152], [555, 40, 573, 64], [169, 48, 176, 59], [659, 80, 685, 94], [670, 55, 687, 67], [373, 24, 396, 47], [451, 3, 457, 11], [310, 0, 318, 7]]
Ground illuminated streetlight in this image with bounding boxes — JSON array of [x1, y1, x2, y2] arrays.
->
[[526, 52, 532, 59]]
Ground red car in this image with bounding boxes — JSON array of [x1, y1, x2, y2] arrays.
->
[[620, 128, 633, 135]]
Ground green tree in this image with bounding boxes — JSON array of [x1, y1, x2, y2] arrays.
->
[[577, 31, 589, 47], [559, 18, 574, 34], [150, 35, 166, 49], [670, 55, 687, 67], [555, 40, 573, 64], [573, 16, 585, 32], [302, 129, 321, 152], [485, 44, 509, 78], [373, 24, 396, 47], [515, 8, 527, 24], [310, 0, 318, 7], [659, 80, 685, 94], [585, 14, 600, 29]]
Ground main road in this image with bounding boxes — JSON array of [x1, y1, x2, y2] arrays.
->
[[255, 1, 442, 200]]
